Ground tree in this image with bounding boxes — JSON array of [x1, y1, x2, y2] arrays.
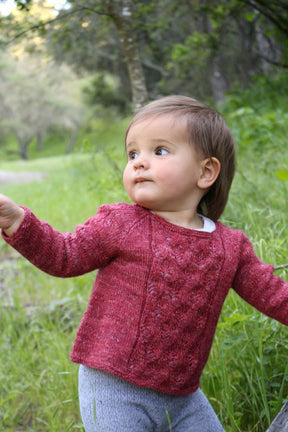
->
[[46, 0, 288, 104], [20, 0, 149, 111], [238, 0, 288, 37], [237, 0, 288, 68], [1, 0, 288, 106], [152, 0, 288, 102], [0, 51, 87, 159], [101, 0, 148, 110]]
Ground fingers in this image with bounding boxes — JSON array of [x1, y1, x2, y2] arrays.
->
[[0, 194, 24, 235]]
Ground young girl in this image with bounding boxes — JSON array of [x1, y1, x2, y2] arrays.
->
[[0, 95, 287, 432]]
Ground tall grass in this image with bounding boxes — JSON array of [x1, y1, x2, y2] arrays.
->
[[0, 84, 288, 431], [202, 81, 288, 431]]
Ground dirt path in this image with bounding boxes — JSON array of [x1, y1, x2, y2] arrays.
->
[[0, 170, 47, 186]]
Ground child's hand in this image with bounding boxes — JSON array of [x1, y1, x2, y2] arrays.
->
[[0, 194, 25, 236]]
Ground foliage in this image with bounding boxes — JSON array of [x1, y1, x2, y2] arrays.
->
[[12, 0, 33, 10], [205, 301, 288, 431], [200, 80, 288, 430], [225, 74, 288, 111], [48, 0, 148, 110], [227, 107, 288, 154], [0, 50, 88, 159], [83, 73, 130, 114], [237, 0, 288, 37], [3, 0, 286, 107]]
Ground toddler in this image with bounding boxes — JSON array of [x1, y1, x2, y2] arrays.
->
[[0, 95, 288, 432]]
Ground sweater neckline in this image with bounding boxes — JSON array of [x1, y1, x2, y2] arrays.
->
[[135, 205, 218, 237]]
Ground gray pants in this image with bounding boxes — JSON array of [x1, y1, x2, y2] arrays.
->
[[79, 366, 225, 432]]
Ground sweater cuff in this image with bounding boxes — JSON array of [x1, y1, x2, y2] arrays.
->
[[1, 206, 31, 244]]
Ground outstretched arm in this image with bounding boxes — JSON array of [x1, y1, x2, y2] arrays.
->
[[232, 232, 288, 327], [1, 202, 125, 278], [0, 194, 25, 237]]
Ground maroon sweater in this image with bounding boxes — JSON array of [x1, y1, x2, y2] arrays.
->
[[3, 203, 288, 395]]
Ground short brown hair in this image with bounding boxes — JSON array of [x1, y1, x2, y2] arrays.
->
[[125, 95, 236, 221]]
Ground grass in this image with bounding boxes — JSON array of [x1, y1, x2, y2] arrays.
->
[[0, 89, 288, 431], [201, 92, 288, 431]]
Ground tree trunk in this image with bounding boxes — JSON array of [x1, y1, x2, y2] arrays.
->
[[210, 57, 229, 105], [18, 138, 30, 160], [37, 132, 44, 151], [66, 124, 81, 154], [104, 0, 149, 111]]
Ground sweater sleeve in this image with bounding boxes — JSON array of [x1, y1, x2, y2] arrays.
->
[[1, 205, 125, 278], [232, 232, 288, 326]]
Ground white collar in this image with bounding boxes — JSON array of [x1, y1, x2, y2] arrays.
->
[[196, 215, 216, 233]]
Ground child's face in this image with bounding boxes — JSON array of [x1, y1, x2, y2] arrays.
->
[[123, 115, 206, 214]]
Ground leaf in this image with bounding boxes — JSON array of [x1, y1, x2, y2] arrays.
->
[[229, 107, 254, 118], [275, 170, 288, 181], [245, 12, 256, 22]]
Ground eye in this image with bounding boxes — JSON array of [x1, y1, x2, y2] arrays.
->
[[128, 150, 138, 160], [155, 147, 168, 156]]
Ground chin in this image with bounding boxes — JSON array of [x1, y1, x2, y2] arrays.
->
[[134, 199, 155, 210]]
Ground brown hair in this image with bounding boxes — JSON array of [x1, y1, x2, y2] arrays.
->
[[125, 95, 237, 221]]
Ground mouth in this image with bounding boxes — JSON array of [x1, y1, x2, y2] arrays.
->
[[135, 177, 151, 184]]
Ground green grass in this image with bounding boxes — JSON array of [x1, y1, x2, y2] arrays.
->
[[201, 90, 288, 431], [0, 87, 288, 431]]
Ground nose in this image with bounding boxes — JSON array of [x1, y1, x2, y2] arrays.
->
[[133, 154, 149, 170]]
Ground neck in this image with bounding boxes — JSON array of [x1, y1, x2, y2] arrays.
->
[[153, 209, 203, 230]]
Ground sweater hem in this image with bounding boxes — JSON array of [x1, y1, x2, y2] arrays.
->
[[70, 355, 200, 396]]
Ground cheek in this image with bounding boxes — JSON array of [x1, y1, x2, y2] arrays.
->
[[157, 167, 191, 190], [155, 164, 182, 184], [122, 167, 131, 191]]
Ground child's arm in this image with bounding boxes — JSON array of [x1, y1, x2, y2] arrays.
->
[[233, 232, 288, 326], [1, 200, 126, 278], [0, 194, 25, 237]]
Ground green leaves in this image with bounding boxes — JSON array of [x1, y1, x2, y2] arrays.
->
[[275, 170, 288, 182], [15, 0, 32, 11]]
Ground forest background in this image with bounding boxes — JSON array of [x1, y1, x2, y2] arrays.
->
[[0, 1, 288, 431]]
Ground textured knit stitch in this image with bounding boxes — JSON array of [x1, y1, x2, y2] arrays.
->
[[3, 203, 288, 395]]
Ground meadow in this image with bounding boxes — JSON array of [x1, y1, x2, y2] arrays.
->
[[0, 85, 288, 431]]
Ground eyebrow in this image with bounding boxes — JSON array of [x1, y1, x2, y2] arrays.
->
[[126, 137, 176, 148], [125, 141, 136, 150]]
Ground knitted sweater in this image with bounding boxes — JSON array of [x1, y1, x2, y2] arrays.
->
[[3, 203, 288, 395]]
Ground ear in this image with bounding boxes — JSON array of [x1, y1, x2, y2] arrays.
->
[[197, 157, 221, 190]]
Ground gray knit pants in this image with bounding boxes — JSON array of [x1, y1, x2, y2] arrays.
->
[[78, 366, 225, 432]]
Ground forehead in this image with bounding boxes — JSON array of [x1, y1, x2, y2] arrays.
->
[[126, 114, 189, 143]]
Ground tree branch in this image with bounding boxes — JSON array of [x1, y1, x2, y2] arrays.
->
[[256, 52, 288, 69], [274, 263, 288, 271], [142, 59, 165, 74], [5, 9, 78, 44], [237, 0, 288, 36], [4, 5, 112, 45]]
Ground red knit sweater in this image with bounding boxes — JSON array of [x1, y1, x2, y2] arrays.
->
[[3, 203, 288, 395]]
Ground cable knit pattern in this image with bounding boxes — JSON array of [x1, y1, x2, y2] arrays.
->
[[2, 203, 288, 395]]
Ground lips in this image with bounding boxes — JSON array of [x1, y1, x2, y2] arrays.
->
[[135, 177, 151, 183]]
